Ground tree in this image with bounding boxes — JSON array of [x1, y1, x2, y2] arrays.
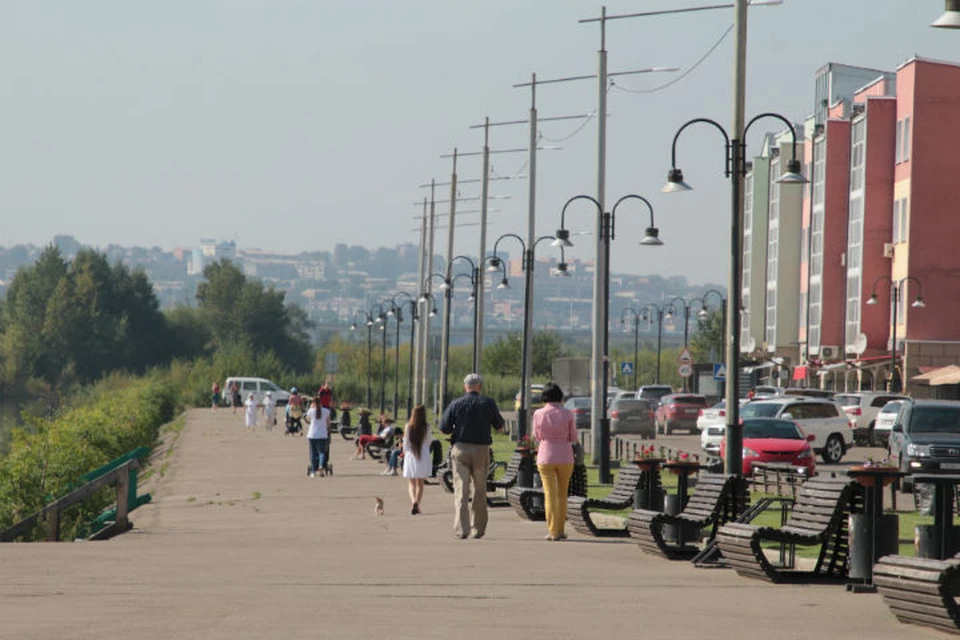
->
[[532, 330, 564, 376], [690, 311, 723, 364]]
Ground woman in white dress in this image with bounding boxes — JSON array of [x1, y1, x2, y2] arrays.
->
[[402, 405, 432, 515]]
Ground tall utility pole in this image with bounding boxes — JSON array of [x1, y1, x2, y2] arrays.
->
[[439, 150, 458, 417], [420, 181, 437, 408], [522, 76, 538, 442], [475, 121, 490, 374], [725, 0, 747, 475], [412, 197, 427, 409]]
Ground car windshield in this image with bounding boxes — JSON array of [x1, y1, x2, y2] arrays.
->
[[264, 382, 281, 391], [881, 402, 903, 414], [740, 403, 781, 418], [614, 400, 650, 412], [743, 419, 804, 440], [640, 388, 671, 400], [908, 407, 960, 433], [833, 395, 860, 407]]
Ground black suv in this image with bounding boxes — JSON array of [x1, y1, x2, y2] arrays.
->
[[888, 399, 960, 491]]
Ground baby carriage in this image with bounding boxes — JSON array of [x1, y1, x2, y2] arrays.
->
[[286, 401, 305, 436]]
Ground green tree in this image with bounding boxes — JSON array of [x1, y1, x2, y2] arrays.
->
[[690, 310, 724, 364]]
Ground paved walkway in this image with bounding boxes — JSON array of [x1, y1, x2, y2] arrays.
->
[[0, 409, 948, 639]]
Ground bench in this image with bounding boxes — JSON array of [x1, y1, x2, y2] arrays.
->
[[628, 473, 745, 558], [440, 450, 515, 506], [874, 554, 960, 634], [366, 429, 402, 462], [566, 466, 645, 537], [507, 464, 589, 522], [715, 476, 861, 583]]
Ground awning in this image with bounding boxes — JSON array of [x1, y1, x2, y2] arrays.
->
[[912, 365, 960, 386], [744, 362, 778, 374], [792, 366, 808, 381], [818, 362, 850, 376]]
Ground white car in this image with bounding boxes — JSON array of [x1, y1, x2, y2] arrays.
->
[[873, 399, 906, 447], [739, 397, 855, 463], [699, 399, 749, 454], [224, 377, 291, 407], [833, 391, 908, 446]]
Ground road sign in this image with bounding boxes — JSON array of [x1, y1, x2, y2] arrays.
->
[[677, 347, 693, 365], [678, 363, 693, 378], [620, 361, 634, 375], [713, 363, 727, 381]]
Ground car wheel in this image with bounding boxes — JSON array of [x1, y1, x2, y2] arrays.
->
[[821, 434, 844, 464]]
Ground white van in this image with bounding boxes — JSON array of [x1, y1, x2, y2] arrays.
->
[[224, 377, 291, 407]]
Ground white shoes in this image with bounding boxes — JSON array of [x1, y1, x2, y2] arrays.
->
[[309, 472, 316, 478]]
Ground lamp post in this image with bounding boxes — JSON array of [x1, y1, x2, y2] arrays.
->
[[866, 276, 926, 393], [373, 303, 390, 415], [664, 296, 698, 391], [693, 289, 727, 366], [663, 111, 805, 477], [350, 310, 376, 410], [620, 307, 643, 391], [391, 292, 417, 419], [640, 304, 668, 385], [554, 194, 663, 484], [488, 233, 555, 441]]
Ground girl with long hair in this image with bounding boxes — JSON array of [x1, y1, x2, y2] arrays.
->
[[402, 405, 433, 514]]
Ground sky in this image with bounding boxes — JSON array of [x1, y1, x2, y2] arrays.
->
[[2, 1, 958, 285]]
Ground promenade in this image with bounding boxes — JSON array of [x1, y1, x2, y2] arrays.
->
[[0, 409, 946, 639]]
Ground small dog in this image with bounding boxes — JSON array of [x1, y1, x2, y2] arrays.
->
[[374, 496, 384, 517]]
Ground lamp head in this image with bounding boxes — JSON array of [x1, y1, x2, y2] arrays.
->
[[439, 279, 451, 291], [775, 159, 808, 184], [418, 292, 429, 302], [698, 308, 709, 320], [487, 256, 502, 272], [866, 294, 879, 306], [912, 296, 926, 308], [552, 228, 573, 248], [350, 322, 357, 331], [497, 277, 509, 290], [553, 262, 570, 277], [662, 167, 693, 193], [932, 0, 960, 27], [386, 307, 395, 317], [467, 291, 476, 302], [429, 307, 437, 317], [640, 227, 664, 246]]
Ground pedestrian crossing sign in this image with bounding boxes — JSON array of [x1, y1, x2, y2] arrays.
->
[[713, 363, 727, 381], [620, 361, 634, 375]]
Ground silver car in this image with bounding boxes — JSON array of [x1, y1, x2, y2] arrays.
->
[[610, 398, 655, 438]]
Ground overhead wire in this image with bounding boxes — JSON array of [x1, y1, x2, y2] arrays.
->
[[610, 23, 733, 95]]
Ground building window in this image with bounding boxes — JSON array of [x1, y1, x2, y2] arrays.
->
[[892, 199, 901, 244], [895, 119, 903, 164], [903, 116, 911, 162], [845, 118, 866, 349], [808, 137, 826, 351], [765, 159, 781, 348]]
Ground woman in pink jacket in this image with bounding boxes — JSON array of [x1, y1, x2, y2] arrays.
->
[[533, 382, 578, 541]]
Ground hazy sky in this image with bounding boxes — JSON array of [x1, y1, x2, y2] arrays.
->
[[2, 1, 957, 284]]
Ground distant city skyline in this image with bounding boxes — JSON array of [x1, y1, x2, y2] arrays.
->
[[2, 2, 955, 285]]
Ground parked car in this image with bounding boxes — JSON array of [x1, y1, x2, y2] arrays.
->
[[636, 384, 674, 410], [783, 387, 835, 399], [739, 397, 854, 463], [609, 398, 655, 438], [698, 398, 750, 455], [224, 377, 291, 407], [563, 396, 592, 430], [888, 399, 960, 492], [873, 399, 907, 447], [718, 417, 816, 477], [833, 391, 908, 446], [655, 394, 709, 435], [514, 384, 545, 412]]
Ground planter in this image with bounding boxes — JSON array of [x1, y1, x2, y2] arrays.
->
[[631, 458, 667, 471], [665, 460, 700, 475], [848, 466, 900, 488]]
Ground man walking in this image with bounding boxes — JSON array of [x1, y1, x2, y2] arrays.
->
[[439, 373, 505, 539]]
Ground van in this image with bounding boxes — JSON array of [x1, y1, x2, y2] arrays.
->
[[224, 377, 291, 407], [636, 385, 673, 409]]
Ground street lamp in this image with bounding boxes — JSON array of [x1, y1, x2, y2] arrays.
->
[[693, 288, 727, 366], [554, 193, 663, 484], [620, 307, 644, 390], [662, 111, 806, 478], [372, 302, 390, 415], [489, 233, 556, 441], [349, 309, 376, 410], [866, 276, 926, 392], [932, 0, 960, 28], [640, 304, 669, 385], [387, 292, 417, 420]]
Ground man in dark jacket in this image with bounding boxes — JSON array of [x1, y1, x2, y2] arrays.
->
[[440, 373, 505, 539]]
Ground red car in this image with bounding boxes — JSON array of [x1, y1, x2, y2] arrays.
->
[[655, 393, 708, 435], [719, 417, 816, 476]]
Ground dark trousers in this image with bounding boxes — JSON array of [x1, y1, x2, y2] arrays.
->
[[308, 438, 329, 472]]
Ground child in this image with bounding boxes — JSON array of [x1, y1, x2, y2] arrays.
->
[[244, 393, 258, 430], [262, 391, 277, 431]]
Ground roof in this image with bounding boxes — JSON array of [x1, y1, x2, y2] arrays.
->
[[911, 365, 960, 386]]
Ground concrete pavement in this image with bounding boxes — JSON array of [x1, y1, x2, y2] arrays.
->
[[0, 409, 947, 639]]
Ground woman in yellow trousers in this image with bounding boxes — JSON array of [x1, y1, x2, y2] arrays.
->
[[533, 383, 578, 541]]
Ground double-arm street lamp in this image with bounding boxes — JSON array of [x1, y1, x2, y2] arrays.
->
[[866, 276, 926, 392], [488, 233, 556, 441], [640, 304, 669, 385], [554, 194, 663, 484], [620, 307, 644, 391], [372, 302, 391, 415], [387, 292, 417, 420], [349, 309, 377, 410], [663, 111, 806, 477], [692, 289, 727, 366]]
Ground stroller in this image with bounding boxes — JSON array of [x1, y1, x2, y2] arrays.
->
[[286, 401, 305, 436]]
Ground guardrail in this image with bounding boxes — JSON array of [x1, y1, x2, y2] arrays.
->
[[1, 458, 140, 542]]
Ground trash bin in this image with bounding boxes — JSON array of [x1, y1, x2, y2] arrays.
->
[[661, 494, 699, 544], [915, 524, 960, 559], [848, 513, 899, 582]]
